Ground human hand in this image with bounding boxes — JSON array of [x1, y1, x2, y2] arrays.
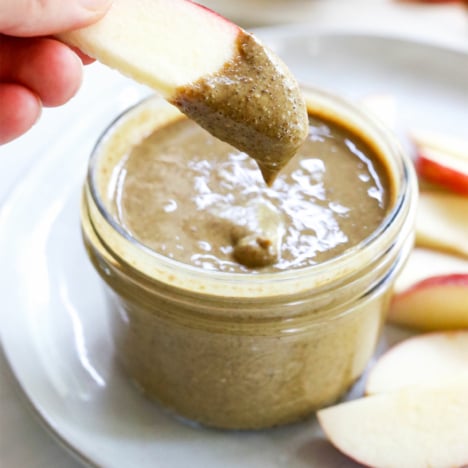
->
[[0, 0, 113, 144]]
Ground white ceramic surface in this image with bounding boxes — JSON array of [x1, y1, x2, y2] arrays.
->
[[1, 30, 468, 467]]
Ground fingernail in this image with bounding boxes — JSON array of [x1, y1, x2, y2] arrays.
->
[[79, 0, 113, 13]]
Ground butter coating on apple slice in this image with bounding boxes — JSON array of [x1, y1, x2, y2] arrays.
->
[[172, 30, 308, 185], [59, 0, 308, 184]]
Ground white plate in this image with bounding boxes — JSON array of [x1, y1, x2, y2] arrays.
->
[[1, 30, 468, 468], [198, 0, 321, 26]]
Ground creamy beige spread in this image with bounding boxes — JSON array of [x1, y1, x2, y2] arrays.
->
[[110, 112, 391, 272], [171, 30, 309, 185]]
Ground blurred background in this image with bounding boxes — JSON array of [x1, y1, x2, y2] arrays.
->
[[197, 0, 467, 31]]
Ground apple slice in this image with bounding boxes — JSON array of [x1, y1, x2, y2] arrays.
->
[[62, 0, 239, 97], [388, 274, 468, 331], [366, 331, 468, 395], [394, 247, 468, 293], [415, 147, 468, 196], [59, 0, 308, 184], [412, 129, 468, 196], [416, 191, 468, 258], [317, 382, 468, 468], [412, 129, 468, 161]]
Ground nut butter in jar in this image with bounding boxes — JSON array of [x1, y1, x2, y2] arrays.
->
[[81, 87, 417, 430]]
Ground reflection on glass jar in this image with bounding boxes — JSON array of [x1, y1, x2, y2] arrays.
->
[[81, 88, 417, 430]]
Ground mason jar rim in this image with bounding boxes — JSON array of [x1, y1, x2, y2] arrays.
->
[[85, 86, 417, 298]]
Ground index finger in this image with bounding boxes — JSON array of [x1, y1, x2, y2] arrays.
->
[[0, 0, 112, 37]]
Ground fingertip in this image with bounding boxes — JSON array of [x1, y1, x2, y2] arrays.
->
[[0, 84, 42, 145], [43, 41, 84, 106], [79, 0, 114, 23], [0, 0, 114, 37], [68, 46, 96, 65], [22, 38, 84, 107]]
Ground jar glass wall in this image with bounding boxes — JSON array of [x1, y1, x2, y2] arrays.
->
[[81, 88, 417, 430]]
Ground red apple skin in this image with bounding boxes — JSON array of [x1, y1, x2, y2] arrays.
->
[[409, 274, 468, 289], [416, 150, 468, 196], [389, 274, 468, 331]]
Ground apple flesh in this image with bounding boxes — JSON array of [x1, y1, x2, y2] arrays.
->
[[317, 382, 468, 468], [388, 274, 468, 331], [416, 191, 468, 258], [416, 147, 468, 196], [394, 247, 468, 293], [412, 130, 468, 196], [412, 130, 468, 162], [60, 0, 308, 184], [366, 331, 468, 395], [60, 0, 240, 96]]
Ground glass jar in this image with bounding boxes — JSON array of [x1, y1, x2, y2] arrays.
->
[[81, 88, 417, 430]]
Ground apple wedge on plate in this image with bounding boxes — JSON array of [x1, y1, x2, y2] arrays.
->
[[412, 129, 468, 196], [317, 382, 468, 468], [59, 0, 309, 184], [366, 331, 468, 395], [416, 191, 468, 258], [318, 331, 468, 467], [388, 273, 468, 331], [394, 247, 468, 293], [390, 215, 468, 331]]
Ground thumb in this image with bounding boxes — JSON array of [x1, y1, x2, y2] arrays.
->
[[0, 0, 113, 37]]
